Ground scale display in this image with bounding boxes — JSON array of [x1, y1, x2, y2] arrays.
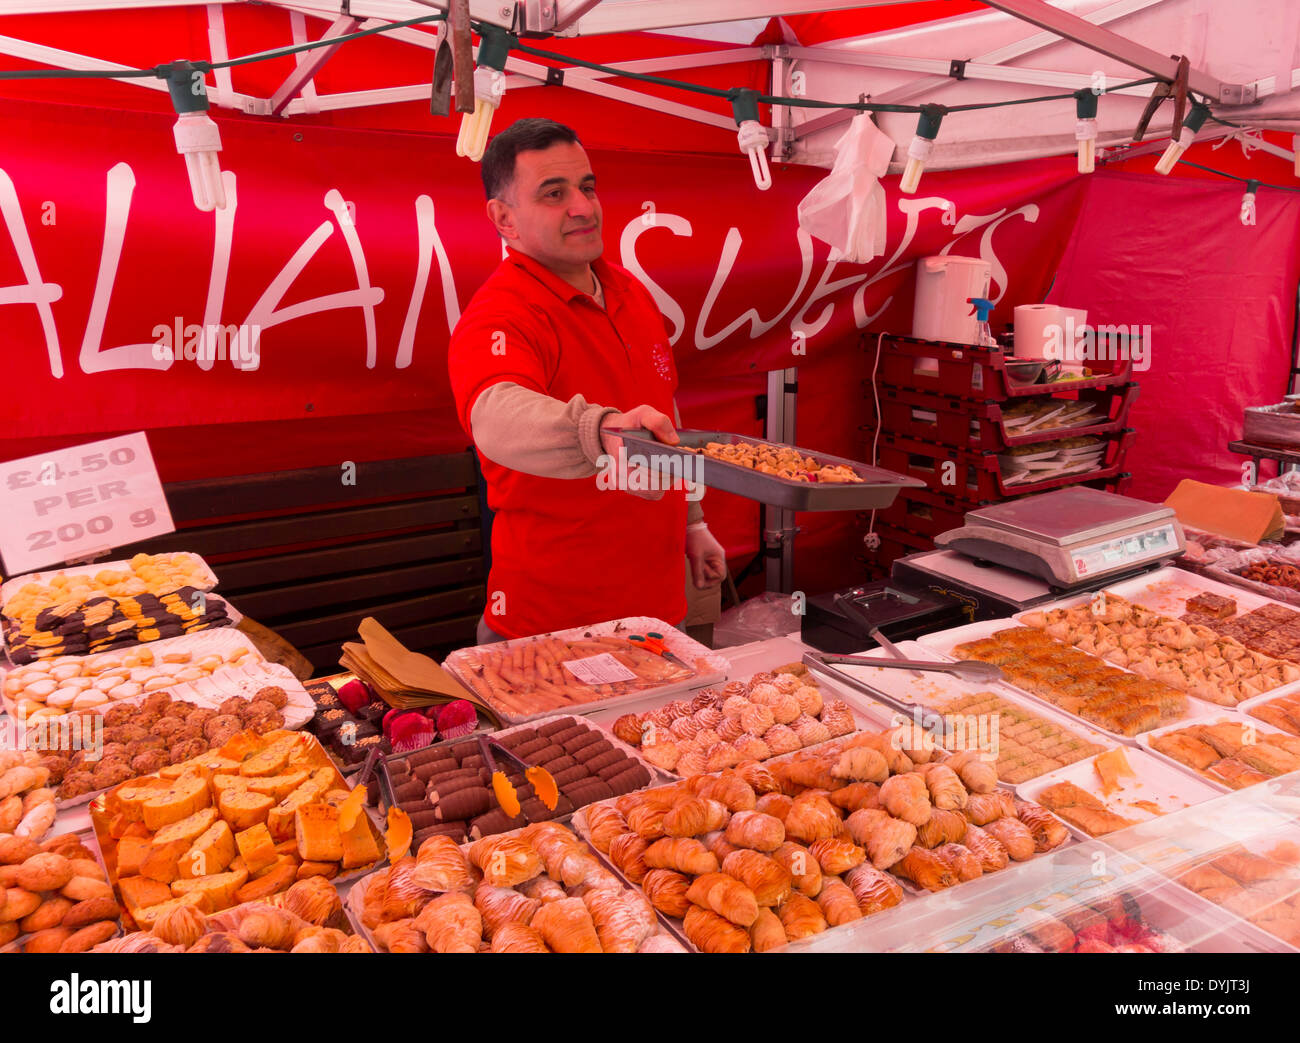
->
[[1069, 523, 1179, 578]]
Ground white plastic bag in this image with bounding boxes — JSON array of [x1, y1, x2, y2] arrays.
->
[[796, 113, 897, 263], [713, 592, 800, 647]]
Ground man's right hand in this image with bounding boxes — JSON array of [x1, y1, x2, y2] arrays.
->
[[599, 404, 678, 458]]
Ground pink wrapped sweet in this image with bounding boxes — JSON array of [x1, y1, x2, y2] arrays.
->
[[434, 699, 478, 740], [338, 678, 375, 714]]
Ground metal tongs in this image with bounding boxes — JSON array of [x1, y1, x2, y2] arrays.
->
[[804, 647, 1006, 685], [477, 734, 559, 819]]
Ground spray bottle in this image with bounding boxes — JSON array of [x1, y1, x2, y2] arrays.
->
[[967, 297, 997, 348]]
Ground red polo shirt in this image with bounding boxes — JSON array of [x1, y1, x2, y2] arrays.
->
[[448, 247, 687, 640]]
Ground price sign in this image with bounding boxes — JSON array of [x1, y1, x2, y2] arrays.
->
[[0, 432, 175, 575]]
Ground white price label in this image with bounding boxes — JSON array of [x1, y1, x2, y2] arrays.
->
[[0, 432, 175, 574], [562, 652, 638, 686]]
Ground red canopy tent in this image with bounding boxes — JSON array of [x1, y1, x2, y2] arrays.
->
[[2, 1, 1297, 594]]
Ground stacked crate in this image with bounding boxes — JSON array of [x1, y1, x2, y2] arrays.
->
[[861, 334, 1139, 576]]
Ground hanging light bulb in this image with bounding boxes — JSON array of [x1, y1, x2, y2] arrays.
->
[[1075, 89, 1099, 173], [901, 105, 945, 194], [456, 25, 511, 162], [730, 89, 771, 190], [1154, 101, 1210, 175], [163, 60, 226, 211], [1241, 179, 1259, 226]]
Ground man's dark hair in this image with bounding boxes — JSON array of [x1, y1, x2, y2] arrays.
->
[[481, 118, 581, 201]]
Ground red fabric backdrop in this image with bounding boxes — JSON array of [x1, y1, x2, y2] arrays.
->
[[3, 89, 1296, 592]]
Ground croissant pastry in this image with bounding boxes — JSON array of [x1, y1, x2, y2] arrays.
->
[[373, 918, 428, 953], [290, 927, 347, 953], [730, 760, 778, 795], [279, 876, 342, 927], [918, 763, 968, 810], [845, 808, 916, 870], [722, 848, 792, 907], [490, 922, 549, 953], [468, 834, 543, 887], [696, 773, 758, 811], [749, 907, 788, 952], [1014, 801, 1070, 852], [360, 867, 389, 929], [583, 887, 657, 953], [961, 824, 1010, 872], [782, 794, 842, 843], [627, 804, 668, 840], [383, 857, 435, 922], [695, 831, 732, 862], [775, 760, 841, 792], [773, 841, 823, 898], [416, 891, 483, 953], [808, 837, 866, 875], [606, 833, 651, 884], [843, 863, 904, 915], [849, 731, 914, 775], [683, 904, 751, 953], [756, 793, 794, 819], [879, 773, 932, 826], [663, 797, 731, 837], [893, 847, 955, 892], [473, 883, 540, 939], [915, 807, 968, 849], [815, 876, 864, 927], [722, 809, 786, 853], [412, 834, 476, 893], [234, 906, 301, 951], [151, 903, 207, 947], [777, 893, 827, 941], [982, 818, 1036, 861], [833, 746, 889, 783], [530, 896, 603, 953], [943, 751, 998, 793], [521, 822, 603, 888], [642, 868, 692, 918], [933, 843, 983, 882], [686, 871, 760, 928], [643, 837, 720, 876], [829, 782, 880, 812], [584, 803, 630, 853], [511, 877, 562, 907]]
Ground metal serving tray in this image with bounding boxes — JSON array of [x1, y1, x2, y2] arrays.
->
[[613, 428, 924, 511]]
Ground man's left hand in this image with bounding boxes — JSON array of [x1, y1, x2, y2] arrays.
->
[[686, 524, 727, 589]]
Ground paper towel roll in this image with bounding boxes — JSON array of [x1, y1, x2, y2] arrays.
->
[[1014, 304, 1063, 360]]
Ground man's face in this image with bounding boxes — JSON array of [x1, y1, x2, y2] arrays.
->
[[488, 141, 603, 275]]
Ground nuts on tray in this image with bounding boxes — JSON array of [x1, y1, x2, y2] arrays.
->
[[686, 441, 863, 483]]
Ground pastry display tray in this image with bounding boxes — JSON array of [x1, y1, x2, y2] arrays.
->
[[613, 428, 925, 511]]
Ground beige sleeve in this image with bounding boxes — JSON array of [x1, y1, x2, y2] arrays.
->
[[673, 399, 706, 525], [470, 381, 618, 479]]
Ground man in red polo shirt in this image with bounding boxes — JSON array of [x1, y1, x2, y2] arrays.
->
[[448, 118, 726, 643]]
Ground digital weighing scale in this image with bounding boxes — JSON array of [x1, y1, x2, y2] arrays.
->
[[934, 487, 1184, 588], [802, 488, 1186, 647]]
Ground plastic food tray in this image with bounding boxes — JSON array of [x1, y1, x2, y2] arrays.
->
[[1016, 566, 1300, 709], [442, 617, 728, 727], [614, 428, 924, 511], [89, 732, 385, 931], [1015, 747, 1223, 840], [914, 618, 1222, 745], [584, 672, 893, 780], [162, 660, 315, 730], [1135, 711, 1297, 794], [1237, 688, 1300, 735], [1, 590, 241, 666], [377, 712, 673, 833], [343, 822, 686, 954], [0, 551, 220, 611], [1, 627, 266, 725], [0, 827, 123, 954], [803, 641, 1119, 773]]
